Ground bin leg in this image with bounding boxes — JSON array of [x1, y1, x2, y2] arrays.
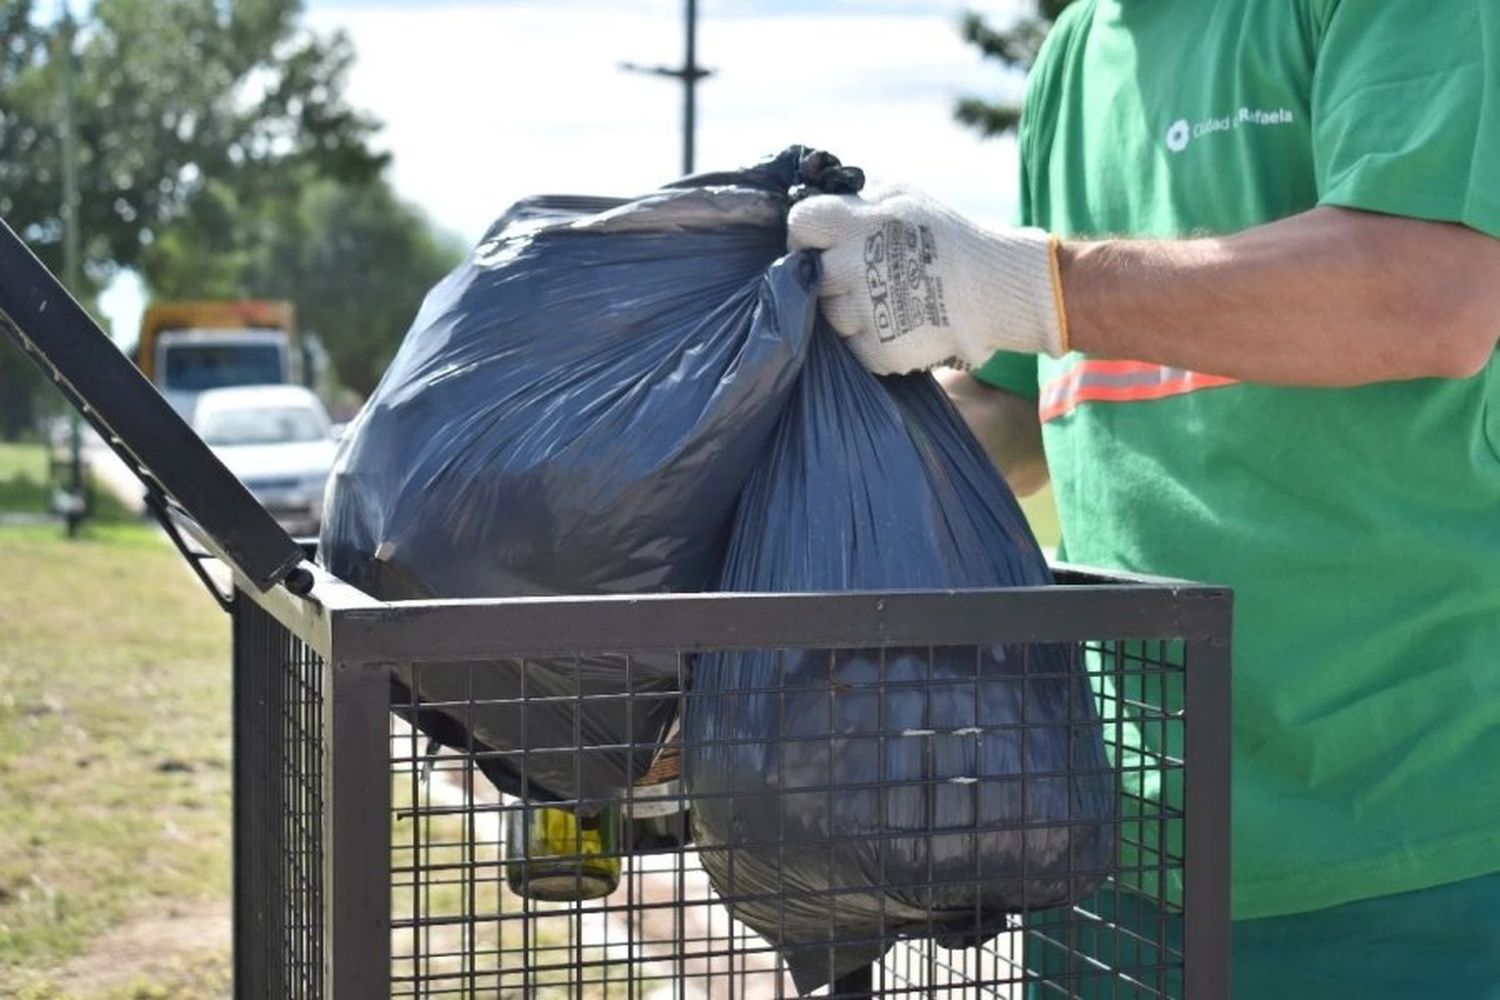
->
[[831, 965, 874, 999]]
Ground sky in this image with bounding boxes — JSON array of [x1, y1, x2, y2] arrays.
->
[[102, 0, 1030, 340]]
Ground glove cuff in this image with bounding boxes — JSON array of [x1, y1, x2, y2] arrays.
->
[[953, 225, 1068, 364], [1047, 235, 1072, 356]]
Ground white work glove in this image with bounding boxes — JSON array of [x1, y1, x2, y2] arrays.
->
[[788, 187, 1068, 374]]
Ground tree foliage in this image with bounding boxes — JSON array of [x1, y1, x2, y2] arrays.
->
[[954, 0, 1077, 138], [0, 0, 386, 289]]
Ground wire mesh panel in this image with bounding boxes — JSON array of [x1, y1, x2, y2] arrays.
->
[[384, 634, 1210, 999], [233, 594, 327, 999], [387, 653, 786, 999]]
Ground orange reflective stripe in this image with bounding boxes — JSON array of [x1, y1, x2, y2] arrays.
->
[[1039, 361, 1239, 423]]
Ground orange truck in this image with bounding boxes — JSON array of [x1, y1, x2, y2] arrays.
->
[[135, 300, 304, 416]]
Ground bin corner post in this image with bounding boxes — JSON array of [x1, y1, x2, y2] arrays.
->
[[1182, 594, 1233, 998], [325, 659, 392, 999], [232, 591, 272, 999]]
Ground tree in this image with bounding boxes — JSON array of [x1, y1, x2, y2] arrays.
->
[[144, 172, 465, 396], [0, 0, 386, 294], [954, 1, 1077, 138], [0, 1, 62, 438]]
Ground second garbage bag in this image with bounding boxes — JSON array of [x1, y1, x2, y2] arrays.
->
[[684, 324, 1118, 993]]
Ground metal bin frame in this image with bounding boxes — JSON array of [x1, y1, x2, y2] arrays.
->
[[228, 557, 1231, 999]]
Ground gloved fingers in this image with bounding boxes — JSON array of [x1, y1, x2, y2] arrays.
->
[[788, 193, 869, 251], [818, 290, 874, 341], [815, 237, 868, 297], [842, 331, 908, 376]]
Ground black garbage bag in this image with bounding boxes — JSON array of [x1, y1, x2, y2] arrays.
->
[[684, 323, 1117, 992], [321, 147, 863, 807]]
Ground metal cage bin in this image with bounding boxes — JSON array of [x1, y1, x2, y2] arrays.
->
[[231, 564, 1230, 1000]]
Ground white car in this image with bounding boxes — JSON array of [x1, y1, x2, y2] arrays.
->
[[191, 384, 339, 536]]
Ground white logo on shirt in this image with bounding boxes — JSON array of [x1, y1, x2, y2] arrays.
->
[[1165, 119, 1191, 153], [1164, 107, 1295, 154]]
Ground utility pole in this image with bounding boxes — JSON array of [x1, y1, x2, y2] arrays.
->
[[621, 0, 713, 175], [58, 3, 87, 538]]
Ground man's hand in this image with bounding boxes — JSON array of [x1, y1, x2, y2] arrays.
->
[[788, 188, 1066, 373]]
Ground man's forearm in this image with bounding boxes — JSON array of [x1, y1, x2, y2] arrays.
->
[[1058, 207, 1500, 386], [935, 369, 1048, 496]]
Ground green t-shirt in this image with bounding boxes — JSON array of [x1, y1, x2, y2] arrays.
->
[[978, 0, 1500, 920]]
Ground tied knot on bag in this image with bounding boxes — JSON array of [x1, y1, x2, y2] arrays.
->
[[789, 147, 865, 203]]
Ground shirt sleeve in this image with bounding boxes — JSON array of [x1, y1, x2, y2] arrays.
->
[[1313, 0, 1500, 239], [972, 352, 1040, 398]]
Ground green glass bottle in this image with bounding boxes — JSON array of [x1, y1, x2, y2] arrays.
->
[[503, 802, 623, 902]]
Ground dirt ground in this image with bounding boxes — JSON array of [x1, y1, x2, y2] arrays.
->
[[40, 904, 231, 998]]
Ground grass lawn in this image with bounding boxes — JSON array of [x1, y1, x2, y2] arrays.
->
[[0, 443, 50, 513], [0, 522, 234, 998], [0, 442, 136, 524]]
